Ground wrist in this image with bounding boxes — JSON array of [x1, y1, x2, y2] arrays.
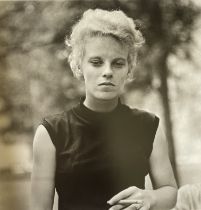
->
[[148, 190, 157, 209]]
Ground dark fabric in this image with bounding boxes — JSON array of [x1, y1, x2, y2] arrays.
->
[[41, 99, 159, 210]]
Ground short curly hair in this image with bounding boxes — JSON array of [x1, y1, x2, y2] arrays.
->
[[65, 9, 145, 79]]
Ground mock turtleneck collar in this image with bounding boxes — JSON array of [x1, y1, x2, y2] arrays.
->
[[72, 97, 124, 123]]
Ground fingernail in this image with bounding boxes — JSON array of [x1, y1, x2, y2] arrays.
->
[[107, 200, 112, 205]]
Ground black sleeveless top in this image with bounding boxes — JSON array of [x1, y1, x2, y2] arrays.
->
[[41, 99, 159, 210]]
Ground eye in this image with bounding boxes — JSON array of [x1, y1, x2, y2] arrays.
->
[[89, 58, 103, 67], [112, 60, 126, 68]]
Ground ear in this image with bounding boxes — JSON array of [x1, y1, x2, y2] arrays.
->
[[126, 68, 134, 82], [75, 66, 84, 81]]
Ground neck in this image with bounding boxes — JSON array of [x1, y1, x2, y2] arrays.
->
[[83, 97, 119, 112]]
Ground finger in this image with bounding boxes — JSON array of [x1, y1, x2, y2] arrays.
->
[[108, 186, 139, 205], [124, 203, 144, 210], [109, 204, 124, 210], [118, 199, 143, 205], [123, 204, 139, 210]]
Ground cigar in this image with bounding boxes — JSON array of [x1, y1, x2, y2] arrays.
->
[[118, 199, 143, 205]]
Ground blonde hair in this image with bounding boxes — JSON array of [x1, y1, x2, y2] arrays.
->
[[65, 9, 145, 79]]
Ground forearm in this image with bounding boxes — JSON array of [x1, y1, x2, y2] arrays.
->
[[150, 186, 177, 210]]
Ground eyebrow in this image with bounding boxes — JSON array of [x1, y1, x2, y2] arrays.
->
[[88, 56, 102, 60], [113, 58, 127, 62], [88, 57, 126, 61]]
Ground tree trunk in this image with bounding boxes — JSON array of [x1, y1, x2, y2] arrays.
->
[[157, 51, 180, 186]]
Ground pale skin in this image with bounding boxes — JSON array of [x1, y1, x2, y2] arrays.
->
[[30, 35, 177, 210]]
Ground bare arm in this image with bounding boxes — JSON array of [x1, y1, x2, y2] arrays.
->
[[148, 124, 177, 210], [30, 125, 56, 210]]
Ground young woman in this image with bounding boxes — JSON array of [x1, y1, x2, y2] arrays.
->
[[31, 9, 177, 210]]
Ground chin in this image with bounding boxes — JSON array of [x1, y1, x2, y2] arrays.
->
[[95, 92, 119, 101]]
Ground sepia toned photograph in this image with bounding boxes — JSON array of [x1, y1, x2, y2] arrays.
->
[[0, 1, 201, 210]]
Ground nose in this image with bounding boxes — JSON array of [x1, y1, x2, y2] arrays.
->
[[102, 64, 113, 79]]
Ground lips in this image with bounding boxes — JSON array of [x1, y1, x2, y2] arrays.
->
[[98, 82, 115, 86]]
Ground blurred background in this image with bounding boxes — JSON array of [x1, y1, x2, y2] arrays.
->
[[0, 0, 201, 210]]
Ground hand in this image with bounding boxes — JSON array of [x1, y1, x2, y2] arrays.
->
[[107, 186, 155, 210]]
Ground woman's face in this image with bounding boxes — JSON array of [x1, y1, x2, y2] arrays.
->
[[80, 35, 129, 101]]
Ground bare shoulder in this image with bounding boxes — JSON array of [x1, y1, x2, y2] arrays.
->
[[33, 124, 55, 150], [33, 124, 56, 166]]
